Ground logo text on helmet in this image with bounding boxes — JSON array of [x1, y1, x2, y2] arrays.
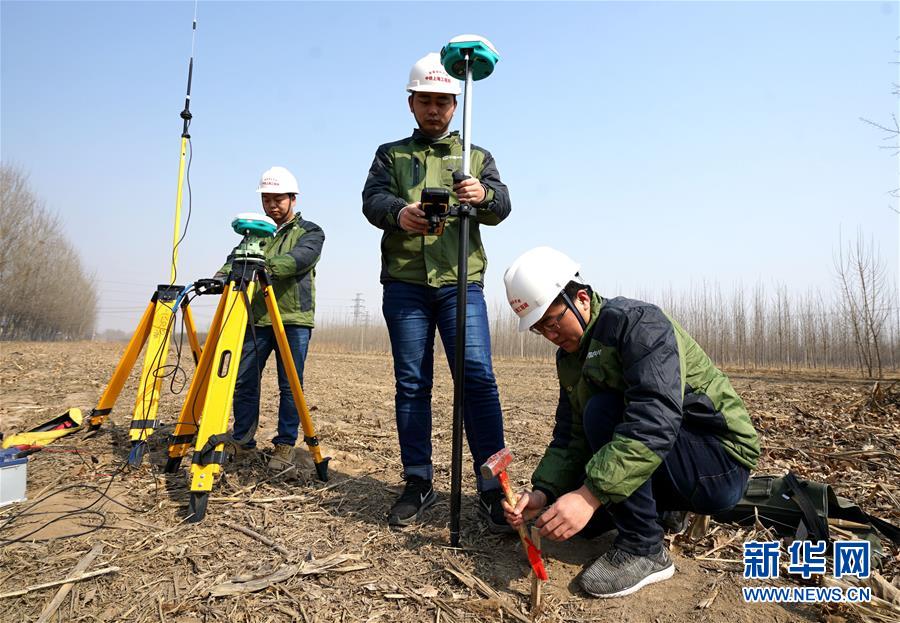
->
[[425, 72, 452, 84], [510, 299, 529, 315]]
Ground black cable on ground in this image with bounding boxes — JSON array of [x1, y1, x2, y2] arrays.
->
[[0, 453, 161, 546]]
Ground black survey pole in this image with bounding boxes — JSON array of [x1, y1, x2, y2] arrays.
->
[[449, 51, 474, 549]]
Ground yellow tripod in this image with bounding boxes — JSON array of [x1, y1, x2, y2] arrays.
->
[[161, 233, 329, 523], [86, 285, 202, 467]]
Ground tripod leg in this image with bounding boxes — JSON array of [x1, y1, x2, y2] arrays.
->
[[87, 298, 156, 432], [261, 280, 329, 481], [165, 287, 231, 473], [181, 300, 203, 366], [187, 281, 253, 521], [127, 285, 182, 466]]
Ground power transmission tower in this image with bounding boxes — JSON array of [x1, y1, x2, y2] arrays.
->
[[351, 293, 368, 352], [352, 293, 366, 324]]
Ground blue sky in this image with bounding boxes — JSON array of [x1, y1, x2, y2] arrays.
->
[[2, 1, 897, 332]]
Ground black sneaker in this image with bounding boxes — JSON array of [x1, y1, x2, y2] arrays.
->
[[579, 546, 675, 598], [388, 476, 436, 527], [477, 489, 515, 534]]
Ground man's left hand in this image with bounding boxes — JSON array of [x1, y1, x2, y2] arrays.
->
[[535, 485, 601, 542], [453, 177, 486, 205]]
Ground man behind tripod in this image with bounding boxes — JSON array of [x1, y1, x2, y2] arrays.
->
[[217, 166, 325, 471], [362, 52, 512, 530]]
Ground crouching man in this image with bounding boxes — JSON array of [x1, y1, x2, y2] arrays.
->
[[501, 247, 759, 598]]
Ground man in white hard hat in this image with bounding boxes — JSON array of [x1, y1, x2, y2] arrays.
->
[[218, 166, 325, 471], [501, 247, 759, 598], [362, 53, 513, 530]]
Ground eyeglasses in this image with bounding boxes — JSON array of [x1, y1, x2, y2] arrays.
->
[[529, 307, 568, 335]]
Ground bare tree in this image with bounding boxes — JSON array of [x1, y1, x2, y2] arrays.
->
[[834, 231, 891, 377], [860, 37, 899, 214], [0, 165, 96, 340], [816, 289, 831, 372], [731, 286, 748, 368]]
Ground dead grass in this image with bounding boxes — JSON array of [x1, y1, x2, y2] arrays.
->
[[0, 342, 897, 622]]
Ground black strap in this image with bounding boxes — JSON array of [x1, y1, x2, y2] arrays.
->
[[168, 433, 196, 445], [865, 513, 900, 546], [783, 471, 830, 542]]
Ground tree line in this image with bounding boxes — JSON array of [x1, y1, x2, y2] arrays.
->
[[0, 165, 97, 340], [313, 254, 899, 379]]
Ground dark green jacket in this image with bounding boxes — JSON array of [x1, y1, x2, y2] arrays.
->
[[532, 293, 760, 506], [362, 129, 511, 286], [218, 214, 324, 328]]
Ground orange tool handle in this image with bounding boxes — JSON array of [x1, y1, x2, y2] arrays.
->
[[497, 471, 548, 581]]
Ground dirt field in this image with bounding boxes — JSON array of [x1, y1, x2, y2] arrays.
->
[[1, 342, 898, 622]]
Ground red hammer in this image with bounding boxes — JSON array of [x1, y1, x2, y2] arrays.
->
[[481, 448, 548, 581]]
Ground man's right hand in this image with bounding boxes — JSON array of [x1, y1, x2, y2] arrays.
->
[[398, 202, 429, 234], [501, 489, 547, 529]]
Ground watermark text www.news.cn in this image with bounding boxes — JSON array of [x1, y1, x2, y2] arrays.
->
[[741, 539, 872, 603]]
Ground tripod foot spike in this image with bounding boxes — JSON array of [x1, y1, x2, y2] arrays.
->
[[187, 492, 208, 523], [315, 457, 330, 482], [127, 441, 148, 467], [164, 456, 183, 473]]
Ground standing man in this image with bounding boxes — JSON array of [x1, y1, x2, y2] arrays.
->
[[220, 166, 325, 471], [362, 52, 512, 530], [502, 247, 759, 598]]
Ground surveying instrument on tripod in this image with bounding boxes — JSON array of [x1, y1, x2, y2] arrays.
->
[[161, 213, 329, 522], [439, 34, 501, 548], [82, 8, 203, 468]]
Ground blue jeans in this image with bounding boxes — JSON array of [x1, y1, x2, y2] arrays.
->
[[232, 324, 311, 448], [581, 391, 749, 555], [382, 281, 505, 491]]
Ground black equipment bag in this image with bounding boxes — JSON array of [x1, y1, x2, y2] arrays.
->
[[712, 472, 900, 549]]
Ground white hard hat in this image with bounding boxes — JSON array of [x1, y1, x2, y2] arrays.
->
[[406, 52, 462, 95], [256, 166, 299, 195], [504, 247, 581, 332]]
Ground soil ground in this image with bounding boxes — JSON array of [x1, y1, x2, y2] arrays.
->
[[1, 342, 898, 622]]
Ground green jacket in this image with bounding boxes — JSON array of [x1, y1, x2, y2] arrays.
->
[[218, 214, 324, 328], [362, 129, 511, 286], [531, 293, 760, 506]]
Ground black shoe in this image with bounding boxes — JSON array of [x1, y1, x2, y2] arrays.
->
[[580, 546, 675, 598], [477, 489, 515, 534], [388, 476, 436, 527]]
